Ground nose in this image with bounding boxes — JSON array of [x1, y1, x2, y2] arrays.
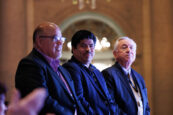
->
[[56, 40, 64, 45], [126, 47, 131, 53], [86, 45, 91, 51]]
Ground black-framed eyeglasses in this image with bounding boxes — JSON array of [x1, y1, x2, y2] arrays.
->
[[39, 35, 66, 43]]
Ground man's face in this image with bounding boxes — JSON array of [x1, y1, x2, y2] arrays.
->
[[73, 39, 95, 66], [0, 94, 7, 115], [37, 26, 64, 59], [114, 39, 136, 65]]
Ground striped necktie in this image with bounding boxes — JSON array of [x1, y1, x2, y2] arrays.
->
[[127, 73, 138, 92]]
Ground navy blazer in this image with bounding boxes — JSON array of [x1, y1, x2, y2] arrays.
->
[[102, 62, 150, 115], [63, 56, 117, 115], [15, 48, 86, 115]]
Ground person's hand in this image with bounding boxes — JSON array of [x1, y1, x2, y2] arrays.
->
[[6, 88, 47, 115], [45, 113, 56, 115]]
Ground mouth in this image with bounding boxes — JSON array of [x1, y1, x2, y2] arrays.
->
[[85, 52, 92, 56], [126, 54, 130, 57], [56, 49, 62, 52]]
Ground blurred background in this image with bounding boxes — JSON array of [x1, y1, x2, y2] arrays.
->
[[0, 0, 173, 115]]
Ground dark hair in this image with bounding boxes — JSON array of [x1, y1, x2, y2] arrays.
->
[[0, 82, 7, 95], [33, 27, 43, 44], [71, 30, 96, 48]]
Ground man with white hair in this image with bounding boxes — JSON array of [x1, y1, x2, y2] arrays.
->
[[102, 37, 150, 115]]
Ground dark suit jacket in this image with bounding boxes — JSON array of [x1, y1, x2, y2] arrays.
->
[[63, 56, 117, 115], [102, 62, 150, 115], [15, 48, 86, 115]]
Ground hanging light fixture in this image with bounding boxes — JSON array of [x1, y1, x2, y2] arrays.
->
[[71, 0, 111, 10]]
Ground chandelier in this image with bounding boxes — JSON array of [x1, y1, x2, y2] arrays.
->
[[71, 0, 111, 10]]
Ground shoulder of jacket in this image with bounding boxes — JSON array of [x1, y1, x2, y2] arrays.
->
[[21, 53, 48, 70]]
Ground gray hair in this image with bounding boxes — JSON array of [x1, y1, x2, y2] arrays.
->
[[113, 36, 137, 52]]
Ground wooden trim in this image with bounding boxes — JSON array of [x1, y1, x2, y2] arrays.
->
[[26, 0, 34, 53], [142, 0, 153, 114]]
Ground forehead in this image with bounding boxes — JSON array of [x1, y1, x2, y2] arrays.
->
[[118, 39, 135, 46], [79, 38, 94, 44], [40, 25, 61, 36]]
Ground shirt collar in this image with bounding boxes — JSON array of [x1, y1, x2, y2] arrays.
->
[[71, 56, 94, 70], [119, 63, 131, 75], [36, 48, 60, 72]]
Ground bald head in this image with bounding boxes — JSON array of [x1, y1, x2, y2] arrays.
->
[[32, 22, 63, 59], [33, 22, 61, 44]]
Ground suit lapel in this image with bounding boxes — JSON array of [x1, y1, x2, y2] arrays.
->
[[118, 71, 135, 97], [83, 69, 106, 97], [92, 70, 110, 98], [115, 63, 136, 100], [47, 65, 75, 100], [58, 66, 76, 99], [131, 70, 145, 101], [47, 66, 67, 90]]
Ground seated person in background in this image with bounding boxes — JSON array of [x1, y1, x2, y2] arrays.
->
[[15, 22, 86, 115], [102, 36, 150, 115], [63, 30, 117, 115]]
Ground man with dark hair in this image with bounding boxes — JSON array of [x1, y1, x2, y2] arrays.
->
[[63, 30, 116, 115], [15, 22, 86, 115]]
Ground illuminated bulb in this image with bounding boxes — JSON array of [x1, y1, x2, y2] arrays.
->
[[95, 37, 102, 51], [67, 41, 72, 50], [101, 37, 110, 48]]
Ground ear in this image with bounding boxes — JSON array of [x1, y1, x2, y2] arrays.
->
[[113, 50, 117, 58], [72, 46, 75, 53], [35, 37, 42, 48]]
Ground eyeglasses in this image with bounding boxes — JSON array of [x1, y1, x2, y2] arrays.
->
[[39, 35, 66, 43]]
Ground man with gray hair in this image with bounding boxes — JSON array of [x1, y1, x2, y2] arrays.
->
[[102, 36, 150, 115]]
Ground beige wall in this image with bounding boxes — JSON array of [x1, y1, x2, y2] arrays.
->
[[151, 0, 173, 114], [0, 0, 172, 115], [0, 0, 28, 100]]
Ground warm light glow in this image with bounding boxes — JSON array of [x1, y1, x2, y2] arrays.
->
[[67, 41, 72, 50], [93, 63, 112, 71], [95, 37, 111, 51], [95, 37, 102, 51], [66, 0, 111, 10], [100, 37, 110, 48], [67, 37, 111, 51]]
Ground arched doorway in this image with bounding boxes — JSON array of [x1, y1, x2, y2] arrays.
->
[[60, 12, 125, 70]]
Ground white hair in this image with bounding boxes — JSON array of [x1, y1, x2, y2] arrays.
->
[[113, 36, 137, 52]]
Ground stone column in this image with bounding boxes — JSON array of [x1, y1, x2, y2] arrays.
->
[[142, 0, 153, 114], [151, 0, 173, 115], [0, 0, 33, 101]]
